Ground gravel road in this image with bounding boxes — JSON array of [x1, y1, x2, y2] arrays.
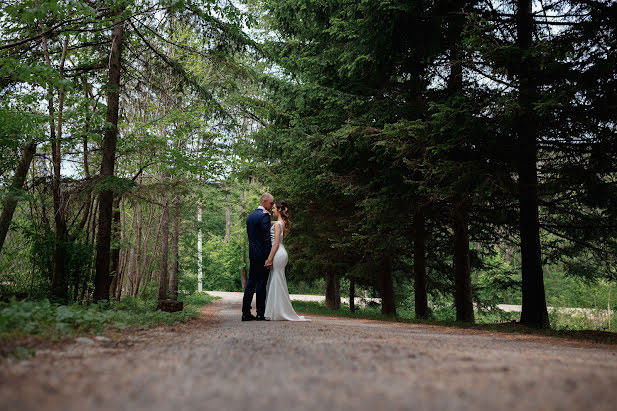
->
[[2, 295, 617, 411]]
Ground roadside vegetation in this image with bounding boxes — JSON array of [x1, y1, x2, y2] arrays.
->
[[0, 290, 218, 343], [292, 300, 617, 345]]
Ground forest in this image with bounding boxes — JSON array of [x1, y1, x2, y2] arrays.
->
[[1, 0, 617, 334]]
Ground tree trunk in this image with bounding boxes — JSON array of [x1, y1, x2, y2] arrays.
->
[[504, 243, 512, 265], [349, 277, 355, 312], [515, 0, 549, 328], [49, 38, 69, 302], [80, 198, 98, 302], [93, 10, 125, 302], [447, 0, 474, 323], [124, 204, 138, 297], [115, 199, 130, 300], [239, 189, 247, 290], [159, 195, 170, 301], [39, 30, 69, 301], [453, 199, 474, 322], [380, 255, 396, 315], [0, 141, 36, 254], [77, 76, 93, 233], [413, 208, 429, 319], [325, 272, 341, 310], [126, 245, 136, 297], [138, 206, 163, 297], [224, 189, 231, 243], [109, 197, 121, 299], [197, 205, 203, 292], [134, 202, 147, 296], [85, 196, 96, 242], [168, 197, 180, 300]]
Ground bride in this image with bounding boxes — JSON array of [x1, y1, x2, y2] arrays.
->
[[264, 200, 310, 321]]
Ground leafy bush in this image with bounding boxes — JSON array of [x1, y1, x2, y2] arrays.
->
[[0, 221, 95, 302]]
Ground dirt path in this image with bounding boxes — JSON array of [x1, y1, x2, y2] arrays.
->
[[2, 296, 617, 411]]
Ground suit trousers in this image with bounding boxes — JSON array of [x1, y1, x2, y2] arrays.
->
[[242, 258, 269, 316]]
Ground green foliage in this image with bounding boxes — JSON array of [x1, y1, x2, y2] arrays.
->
[[0, 292, 218, 341], [291, 299, 516, 324], [292, 299, 615, 334], [291, 300, 396, 321], [0, 221, 95, 301], [549, 309, 616, 332], [90, 176, 137, 195], [0, 107, 44, 184], [286, 278, 326, 295], [202, 236, 244, 291], [180, 291, 219, 307]]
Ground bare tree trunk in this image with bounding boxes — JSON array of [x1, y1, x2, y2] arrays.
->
[[380, 255, 396, 315], [134, 202, 146, 296], [239, 189, 247, 290], [126, 245, 136, 297], [453, 200, 474, 322], [224, 188, 231, 243], [137, 206, 162, 297], [37, 21, 69, 300], [504, 243, 512, 265], [114, 266, 123, 301], [85, 196, 95, 242], [516, 0, 549, 328], [115, 200, 130, 300], [109, 197, 121, 299], [77, 76, 94, 233], [447, 0, 474, 323], [197, 205, 203, 292], [93, 10, 125, 301], [168, 197, 180, 300], [349, 277, 355, 312], [80, 198, 98, 302], [413, 208, 429, 319], [0, 141, 36, 254], [48, 37, 69, 301], [159, 194, 170, 301], [325, 272, 341, 310]]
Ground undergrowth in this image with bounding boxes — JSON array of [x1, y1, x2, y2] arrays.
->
[[0, 292, 218, 342], [292, 300, 617, 345]]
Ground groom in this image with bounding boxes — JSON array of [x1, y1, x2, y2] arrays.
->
[[241, 193, 274, 321]]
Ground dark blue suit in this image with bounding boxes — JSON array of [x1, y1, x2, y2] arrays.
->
[[242, 207, 272, 316]]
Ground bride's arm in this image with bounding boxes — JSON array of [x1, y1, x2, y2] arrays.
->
[[265, 222, 281, 268]]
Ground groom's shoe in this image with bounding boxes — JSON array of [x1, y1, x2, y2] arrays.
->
[[255, 315, 269, 321], [242, 314, 256, 321]]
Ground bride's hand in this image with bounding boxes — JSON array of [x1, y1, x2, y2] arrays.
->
[[265, 259, 273, 268]]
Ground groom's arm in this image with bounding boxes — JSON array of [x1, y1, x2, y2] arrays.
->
[[261, 212, 272, 259]]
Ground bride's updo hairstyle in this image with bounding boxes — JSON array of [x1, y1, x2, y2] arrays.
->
[[275, 199, 291, 235]]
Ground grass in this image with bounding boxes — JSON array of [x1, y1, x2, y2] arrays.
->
[[292, 300, 617, 345], [0, 292, 219, 344]]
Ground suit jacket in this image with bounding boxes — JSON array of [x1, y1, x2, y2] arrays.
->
[[246, 208, 272, 260]]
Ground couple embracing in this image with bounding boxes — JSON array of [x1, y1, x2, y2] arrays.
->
[[241, 193, 310, 322]]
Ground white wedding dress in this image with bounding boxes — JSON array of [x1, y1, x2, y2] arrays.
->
[[265, 221, 310, 321]]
